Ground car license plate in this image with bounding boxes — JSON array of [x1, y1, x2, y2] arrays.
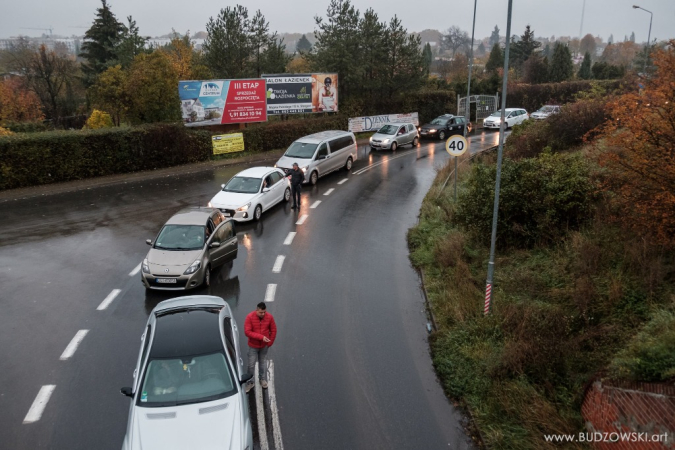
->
[[156, 278, 177, 284]]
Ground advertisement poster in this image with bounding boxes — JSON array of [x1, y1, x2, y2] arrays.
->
[[348, 112, 419, 133], [263, 73, 338, 115], [212, 133, 245, 155], [179, 79, 267, 126]]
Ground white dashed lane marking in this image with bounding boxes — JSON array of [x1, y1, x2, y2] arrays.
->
[[268, 360, 284, 450], [97, 289, 121, 311], [272, 256, 285, 273], [324, 188, 334, 196], [283, 232, 296, 245], [310, 201, 321, 209], [265, 284, 277, 302], [254, 363, 269, 450], [128, 262, 141, 276], [338, 178, 348, 185], [59, 330, 89, 361], [296, 215, 308, 225], [23, 385, 56, 424]]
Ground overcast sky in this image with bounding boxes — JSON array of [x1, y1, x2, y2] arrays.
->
[[2, 0, 673, 43]]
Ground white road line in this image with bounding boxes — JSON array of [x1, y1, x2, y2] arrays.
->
[[59, 330, 89, 361], [265, 284, 277, 302], [283, 232, 296, 245], [338, 178, 348, 185], [310, 201, 321, 209], [324, 188, 335, 196], [296, 214, 308, 225], [23, 385, 56, 424], [97, 289, 121, 311], [254, 363, 269, 450], [272, 256, 285, 273], [268, 360, 284, 450], [352, 149, 417, 175], [128, 262, 141, 276]]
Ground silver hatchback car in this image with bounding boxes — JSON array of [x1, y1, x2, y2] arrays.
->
[[369, 122, 419, 151], [141, 207, 238, 291]]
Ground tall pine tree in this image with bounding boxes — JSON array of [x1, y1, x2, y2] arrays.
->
[[296, 34, 312, 53], [485, 43, 503, 73], [578, 51, 592, 79], [489, 25, 500, 47], [80, 0, 125, 86], [549, 42, 573, 82]]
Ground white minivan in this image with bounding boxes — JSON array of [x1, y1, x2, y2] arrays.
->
[[275, 130, 358, 185]]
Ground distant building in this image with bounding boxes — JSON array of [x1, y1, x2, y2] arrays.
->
[[0, 36, 80, 54]]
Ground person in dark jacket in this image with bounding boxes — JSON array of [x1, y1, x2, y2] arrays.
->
[[244, 302, 277, 392], [288, 162, 304, 209]]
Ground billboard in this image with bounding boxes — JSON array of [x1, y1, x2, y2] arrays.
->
[[212, 133, 245, 155], [179, 79, 267, 126], [348, 112, 419, 133], [263, 73, 338, 114]]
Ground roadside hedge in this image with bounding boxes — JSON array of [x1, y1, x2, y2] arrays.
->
[[506, 80, 623, 112], [0, 123, 211, 190]]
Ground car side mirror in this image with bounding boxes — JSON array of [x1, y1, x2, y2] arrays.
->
[[262, 187, 270, 192], [221, 184, 225, 189], [209, 241, 221, 248], [240, 373, 253, 385], [120, 387, 133, 398], [146, 239, 152, 246]]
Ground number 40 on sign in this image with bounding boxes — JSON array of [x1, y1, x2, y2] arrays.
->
[[445, 135, 468, 157]]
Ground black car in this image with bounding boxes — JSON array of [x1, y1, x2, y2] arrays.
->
[[419, 114, 471, 140]]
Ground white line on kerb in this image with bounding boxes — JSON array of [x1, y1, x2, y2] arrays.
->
[[268, 360, 285, 450], [59, 330, 89, 361], [265, 284, 277, 302], [97, 289, 121, 311], [324, 188, 335, 196], [310, 201, 321, 209], [254, 363, 269, 450], [272, 256, 285, 273], [23, 385, 56, 424], [296, 214, 308, 225], [128, 262, 141, 276], [338, 178, 348, 185], [352, 149, 417, 175], [283, 232, 296, 245]]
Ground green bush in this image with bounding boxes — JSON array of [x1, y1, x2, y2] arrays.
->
[[455, 152, 596, 248], [0, 123, 211, 190]]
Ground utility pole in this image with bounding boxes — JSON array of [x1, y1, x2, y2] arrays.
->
[[484, 0, 513, 316], [633, 5, 653, 75], [464, 0, 478, 139]]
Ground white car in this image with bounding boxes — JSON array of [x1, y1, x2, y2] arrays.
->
[[483, 108, 529, 129], [208, 167, 291, 222], [120, 296, 253, 450]]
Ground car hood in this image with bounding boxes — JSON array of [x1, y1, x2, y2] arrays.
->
[[370, 132, 395, 141], [276, 155, 312, 170], [210, 191, 257, 209], [147, 248, 202, 270], [531, 112, 549, 118], [420, 123, 441, 130], [126, 399, 243, 450], [485, 116, 502, 122]]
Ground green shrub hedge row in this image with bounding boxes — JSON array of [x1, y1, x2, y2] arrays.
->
[[506, 80, 623, 112], [0, 123, 211, 190]]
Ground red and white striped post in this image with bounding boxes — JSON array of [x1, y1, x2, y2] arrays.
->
[[484, 284, 492, 315]]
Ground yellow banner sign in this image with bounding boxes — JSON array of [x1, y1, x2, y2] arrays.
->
[[212, 133, 245, 155]]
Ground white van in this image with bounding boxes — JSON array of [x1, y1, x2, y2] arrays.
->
[[275, 130, 357, 185]]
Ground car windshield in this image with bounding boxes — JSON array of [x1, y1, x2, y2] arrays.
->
[[137, 352, 236, 407], [430, 118, 449, 125], [154, 225, 205, 251], [223, 176, 262, 194], [284, 141, 318, 158], [377, 125, 397, 135], [539, 106, 557, 113]]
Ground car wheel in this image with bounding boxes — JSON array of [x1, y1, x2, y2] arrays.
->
[[438, 131, 446, 140], [204, 264, 211, 287], [391, 141, 397, 152], [284, 187, 291, 202], [253, 204, 262, 221], [412, 136, 419, 147], [310, 171, 318, 185], [344, 157, 353, 171]]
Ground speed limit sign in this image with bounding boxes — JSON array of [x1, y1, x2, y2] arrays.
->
[[445, 135, 468, 157]]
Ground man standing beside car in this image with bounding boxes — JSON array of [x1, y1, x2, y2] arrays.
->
[[288, 162, 304, 209], [244, 302, 277, 393]]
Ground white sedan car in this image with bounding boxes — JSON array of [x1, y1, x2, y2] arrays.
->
[[120, 296, 253, 450], [483, 108, 529, 130], [208, 167, 291, 222]]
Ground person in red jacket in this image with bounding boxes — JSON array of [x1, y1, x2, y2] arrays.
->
[[244, 302, 277, 393]]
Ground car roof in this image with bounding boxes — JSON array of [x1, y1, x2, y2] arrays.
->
[[150, 307, 224, 358], [296, 130, 352, 143], [165, 207, 217, 225], [235, 166, 277, 178]]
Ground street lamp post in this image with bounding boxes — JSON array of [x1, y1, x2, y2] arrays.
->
[[458, 0, 478, 202], [633, 5, 653, 75]]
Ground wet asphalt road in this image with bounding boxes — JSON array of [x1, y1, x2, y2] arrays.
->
[[0, 131, 501, 450]]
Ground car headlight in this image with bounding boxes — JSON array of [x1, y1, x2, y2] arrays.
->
[[301, 166, 307, 173], [417, 127, 421, 131], [183, 260, 201, 275], [142, 259, 150, 274], [383, 139, 390, 144], [237, 202, 250, 212], [207, 201, 212, 207], [429, 129, 437, 133], [369, 137, 373, 142], [273, 164, 277, 168]]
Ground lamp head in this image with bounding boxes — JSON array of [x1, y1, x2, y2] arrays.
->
[[633, 5, 639, 8]]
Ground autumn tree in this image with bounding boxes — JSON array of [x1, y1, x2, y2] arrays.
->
[[579, 34, 597, 57], [442, 25, 469, 58], [125, 52, 180, 124], [599, 41, 675, 246], [162, 34, 211, 80], [89, 65, 128, 125], [0, 78, 44, 125], [601, 41, 640, 67]]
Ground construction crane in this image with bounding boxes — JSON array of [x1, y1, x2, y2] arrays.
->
[[20, 26, 54, 36]]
